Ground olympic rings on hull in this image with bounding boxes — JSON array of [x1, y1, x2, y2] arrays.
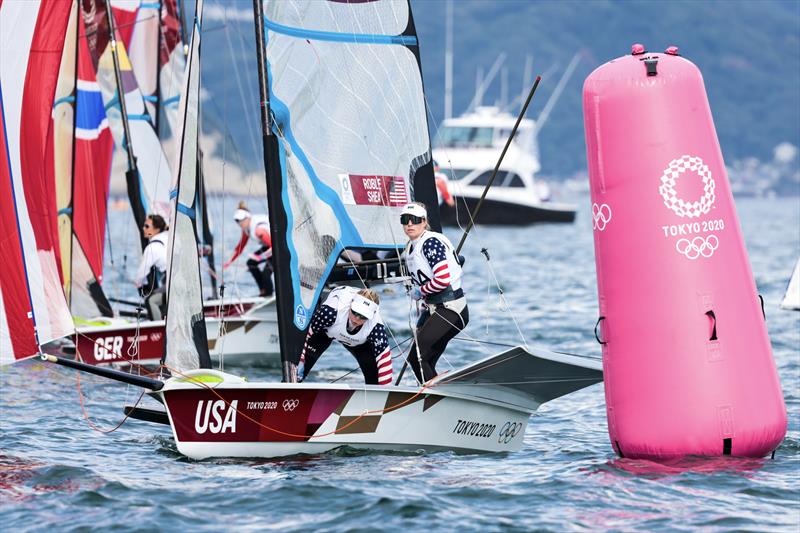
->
[[497, 421, 523, 444]]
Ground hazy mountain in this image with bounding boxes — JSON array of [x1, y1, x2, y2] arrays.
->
[[198, 0, 799, 192]]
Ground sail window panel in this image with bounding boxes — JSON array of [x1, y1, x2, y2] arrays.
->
[[268, 38, 428, 247], [265, 0, 409, 37], [266, 9, 430, 320]]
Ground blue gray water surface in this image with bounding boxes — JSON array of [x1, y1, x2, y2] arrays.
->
[[2, 197, 798, 532]]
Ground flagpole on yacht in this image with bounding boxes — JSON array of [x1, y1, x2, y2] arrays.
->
[[454, 76, 541, 255]]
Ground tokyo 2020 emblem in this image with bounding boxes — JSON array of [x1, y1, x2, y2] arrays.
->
[[659, 155, 716, 218]]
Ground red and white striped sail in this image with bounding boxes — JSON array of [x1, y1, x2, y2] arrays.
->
[[83, 0, 173, 220], [0, 1, 75, 363]]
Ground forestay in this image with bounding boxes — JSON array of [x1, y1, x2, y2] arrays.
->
[[263, 0, 439, 353], [163, 0, 210, 373]]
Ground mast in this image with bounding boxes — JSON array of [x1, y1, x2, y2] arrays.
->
[[252, 0, 296, 381], [103, 0, 147, 250], [197, 148, 218, 299], [153, 0, 163, 134]]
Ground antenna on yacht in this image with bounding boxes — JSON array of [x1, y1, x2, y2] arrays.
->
[[467, 52, 506, 112], [455, 76, 542, 255], [444, 0, 453, 119], [535, 51, 581, 131], [500, 66, 508, 108]]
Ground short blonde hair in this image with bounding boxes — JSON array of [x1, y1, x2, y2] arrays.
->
[[358, 288, 380, 305]]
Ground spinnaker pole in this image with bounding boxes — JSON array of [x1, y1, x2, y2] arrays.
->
[[454, 76, 541, 255], [103, 0, 147, 250]]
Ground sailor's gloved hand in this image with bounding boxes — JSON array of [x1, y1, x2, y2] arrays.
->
[[409, 286, 423, 301], [296, 360, 305, 382]]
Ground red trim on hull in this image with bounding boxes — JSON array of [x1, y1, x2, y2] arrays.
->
[[164, 388, 353, 443], [76, 324, 165, 366]]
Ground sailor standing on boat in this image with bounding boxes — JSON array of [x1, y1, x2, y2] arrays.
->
[[433, 160, 455, 207], [400, 202, 469, 382], [223, 202, 274, 297], [134, 214, 169, 320], [295, 286, 393, 385]]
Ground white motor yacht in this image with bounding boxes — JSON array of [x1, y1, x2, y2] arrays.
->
[[433, 106, 576, 225]]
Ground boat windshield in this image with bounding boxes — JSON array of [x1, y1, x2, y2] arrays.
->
[[436, 126, 494, 148]]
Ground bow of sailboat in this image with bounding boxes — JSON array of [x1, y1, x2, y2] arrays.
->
[[430, 347, 603, 412]]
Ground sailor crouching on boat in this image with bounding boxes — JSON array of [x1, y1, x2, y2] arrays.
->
[[134, 214, 169, 320], [223, 201, 274, 297], [294, 287, 393, 385], [400, 202, 469, 382]]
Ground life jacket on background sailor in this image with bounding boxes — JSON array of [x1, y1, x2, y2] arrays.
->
[[134, 230, 169, 320], [433, 160, 455, 207]]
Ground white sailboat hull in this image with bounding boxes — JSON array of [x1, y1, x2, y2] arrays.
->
[[154, 347, 603, 459], [70, 297, 279, 366], [163, 382, 531, 459]]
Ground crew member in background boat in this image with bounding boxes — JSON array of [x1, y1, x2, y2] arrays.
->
[[223, 201, 273, 297], [434, 160, 455, 207], [400, 202, 468, 382], [294, 286, 393, 385], [134, 214, 169, 320]]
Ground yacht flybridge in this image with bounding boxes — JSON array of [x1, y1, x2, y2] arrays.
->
[[433, 106, 576, 225]]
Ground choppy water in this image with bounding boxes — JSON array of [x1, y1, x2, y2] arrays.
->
[[2, 196, 798, 531]]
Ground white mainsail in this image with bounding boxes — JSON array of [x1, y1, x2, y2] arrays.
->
[[264, 0, 437, 338], [781, 258, 800, 311]]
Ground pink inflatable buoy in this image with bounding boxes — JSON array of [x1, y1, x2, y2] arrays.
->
[[583, 45, 786, 459]]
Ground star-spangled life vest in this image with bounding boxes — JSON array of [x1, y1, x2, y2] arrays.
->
[[403, 230, 463, 292], [321, 287, 384, 347], [247, 214, 271, 242]]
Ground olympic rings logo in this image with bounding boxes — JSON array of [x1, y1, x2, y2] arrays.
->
[[497, 421, 523, 444], [282, 399, 300, 411], [592, 203, 612, 231], [676, 234, 719, 259], [659, 155, 716, 218]]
